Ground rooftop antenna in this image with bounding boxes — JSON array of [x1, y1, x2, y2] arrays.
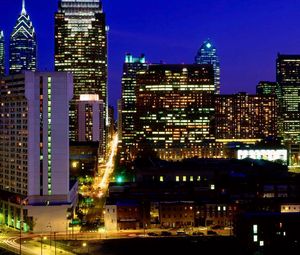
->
[[21, 0, 26, 15]]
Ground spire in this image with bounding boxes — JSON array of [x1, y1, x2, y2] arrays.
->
[[21, 0, 26, 15]]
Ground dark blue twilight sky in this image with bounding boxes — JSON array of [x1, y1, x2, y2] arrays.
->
[[1, 0, 300, 110]]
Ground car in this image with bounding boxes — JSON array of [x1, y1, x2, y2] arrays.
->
[[207, 230, 218, 236], [161, 231, 172, 236], [177, 231, 188, 236], [148, 232, 159, 236], [211, 225, 224, 230], [192, 231, 204, 236]]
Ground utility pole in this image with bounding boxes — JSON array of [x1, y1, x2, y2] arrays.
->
[[54, 232, 57, 255]]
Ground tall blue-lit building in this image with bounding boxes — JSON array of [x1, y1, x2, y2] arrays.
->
[[9, 0, 37, 75], [195, 39, 220, 94], [0, 30, 4, 77]]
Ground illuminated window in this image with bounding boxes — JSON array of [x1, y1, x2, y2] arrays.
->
[[253, 225, 258, 234], [183, 176, 187, 182], [176, 176, 180, 182], [253, 235, 258, 242], [160, 176, 164, 182]]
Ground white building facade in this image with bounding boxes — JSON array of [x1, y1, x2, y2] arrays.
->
[[0, 71, 77, 232]]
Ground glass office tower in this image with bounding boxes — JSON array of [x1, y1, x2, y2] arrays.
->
[[120, 54, 148, 162], [55, 0, 108, 149], [9, 0, 37, 75], [0, 30, 4, 77], [195, 39, 220, 94], [135, 64, 223, 160], [276, 54, 300, 144]]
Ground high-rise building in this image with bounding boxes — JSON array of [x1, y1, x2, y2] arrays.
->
[[55, 0, 108, 146], [276, 54, 300, 144], [195, 39, 220, 94], [9, 0, 37, 75], [256, 81, 281, 98], [0, 30, 4, 77], [135, 64, 223, 160], [108, 105, 115, 143], [77, 95, 104, 154], [120, 54, 148, 162], [215, 93, 278, 142], [0, 71, 77, 233], [117, 99, 122, 141]]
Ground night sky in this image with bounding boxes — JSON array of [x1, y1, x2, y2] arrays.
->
[[1, 0, 300, 110]]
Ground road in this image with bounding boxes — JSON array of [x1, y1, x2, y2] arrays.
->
[[0, 230, 75, 255], [81, 134, 119, 222]]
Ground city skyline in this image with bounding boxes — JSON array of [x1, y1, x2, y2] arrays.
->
[[2, 0, 300, 109]]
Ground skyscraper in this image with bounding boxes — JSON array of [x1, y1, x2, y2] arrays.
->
[[55, 0, 108, 146], [195, 39, 220, 94], [0, 71, 77, 233], [9, 0, 37, 75], [120, 54, 148, 162], [276, 54, 300, 144], [77, 94, 104, 146], [135, 64, 223, 160], [215, 93, 278, 142], [256, 81, 281, 98], [0, 30, 4, 77]]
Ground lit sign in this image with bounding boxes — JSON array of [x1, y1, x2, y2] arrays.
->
[[79, 94, 99, 101], [237, 149, 288, 164]]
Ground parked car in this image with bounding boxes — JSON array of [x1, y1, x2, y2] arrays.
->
[[207, 230, 218, 236], [161, 231, 172, 236], [211, 225, 224, 230], [176, 231, 188, 236], [148, 232, 159, 236], [192, 231, 204, 236]]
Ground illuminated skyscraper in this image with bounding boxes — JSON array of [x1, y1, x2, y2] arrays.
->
[[195, 39, 220, 94], [55, 0, 108, 146], [120, 54, 148, 162], [9, 0, 37, 75], [276, 54, 300, 143], [77, 95, 104, 148], [215, 93, 278, 142], [0, 30, 4, 77], [135, 64, 223, 160], [256, 81, 281, 97]]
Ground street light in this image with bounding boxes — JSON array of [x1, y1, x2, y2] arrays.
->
[[46, 223, 52, 251], [82, 242, 89, 254], [40, 235, 47, 255], [19, 220, 22, 255]]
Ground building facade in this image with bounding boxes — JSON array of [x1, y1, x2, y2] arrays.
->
[[120, 54, 148, 162], [108, 105, 115, 144], [55, 0, 108, 147], [256, 81, 281, 97], [77, 94, 104, 149], [0, 71, 77, 232], [195, 39, 220, 94], [135, 64, 222, 160], [9, 0, 37, 75], [215, 93, 278, 143], [0, 30, 4, 77], [276, 54, 300, 144]]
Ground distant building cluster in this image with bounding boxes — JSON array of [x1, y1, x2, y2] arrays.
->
[[119, 48, 300, 168]]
